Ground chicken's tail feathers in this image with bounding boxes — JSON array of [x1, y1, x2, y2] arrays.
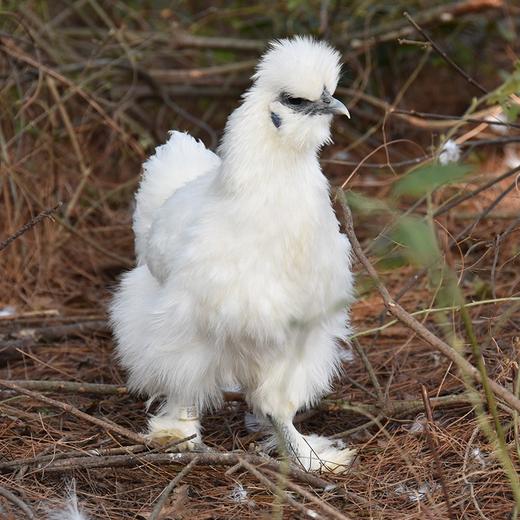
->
[[133, 131, 220, 263]]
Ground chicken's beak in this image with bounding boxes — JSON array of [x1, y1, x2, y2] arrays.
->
[[328, 97, 350, 118]]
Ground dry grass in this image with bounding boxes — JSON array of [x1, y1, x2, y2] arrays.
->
[[1, 1, 520, 519]]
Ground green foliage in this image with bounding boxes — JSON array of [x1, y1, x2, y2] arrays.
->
[[392, 163, 471, 198], [490, 61, 520, 120], [345, 191, 391, 215], [391, 216, 440, 267]]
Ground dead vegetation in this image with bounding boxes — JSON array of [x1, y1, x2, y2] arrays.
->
[[1, 1, 520, 519]]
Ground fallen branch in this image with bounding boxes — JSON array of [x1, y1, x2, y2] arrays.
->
[[6, 320, 109, 343], [335, 190, 520, 416], [0, 379, 128, 395], [10, 449, 318, 479], [0, 435, 197, 473], [322, 393, 475, 418], [7, 448, 364, 510], [0, 443, 147, 472], [1, 320, 111, 362], [3, 379, 475, 418], [0, 380, 150, 447], [0, 486, 35, 519], [343, 0, 503, 51], [391, 109, 520, 130]]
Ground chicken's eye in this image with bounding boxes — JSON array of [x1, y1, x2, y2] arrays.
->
[[287, 97, 305, 106], [281, 93, 310, 108]]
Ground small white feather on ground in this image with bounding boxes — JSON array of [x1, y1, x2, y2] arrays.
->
[[46, 482, 89, 520]]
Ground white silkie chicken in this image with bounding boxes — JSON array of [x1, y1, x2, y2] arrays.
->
[[110, 36, 355, 473]]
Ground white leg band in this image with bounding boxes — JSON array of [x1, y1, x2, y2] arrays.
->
[[178, 405, 199, 421]]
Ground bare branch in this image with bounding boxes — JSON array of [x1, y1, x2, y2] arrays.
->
[[0, 202, 61, 252]]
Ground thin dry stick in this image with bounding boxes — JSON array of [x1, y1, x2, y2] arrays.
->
[[0, 486, 35, 519], [261, 466, 352, 520], [0, 202, 61, 252], [420, 386, 456, 520], [0, 379, 149, 446], [150, 60, 256, 83], [173, 33, 265, 51], [435, 164, 520, 218], [335, 191, 520, 415], [391, 109, 520, 130], [322, 393, 475, 420], [46, 77, 91, 219], [238, 458, 333, 520], [352, 339, 384, 402], [149, 456, 200, 520], [353, 297, 520, 339], [403, 11, 487, 94]]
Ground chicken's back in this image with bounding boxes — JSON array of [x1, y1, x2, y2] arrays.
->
[[133, 131, 220, 264]]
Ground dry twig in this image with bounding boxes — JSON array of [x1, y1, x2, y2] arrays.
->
[[403, 11, 487, 94], [0, 202, 61, 252], [149, 456, 200, 520], [238, 457, 336, 520], [420, 386, 456, 519]]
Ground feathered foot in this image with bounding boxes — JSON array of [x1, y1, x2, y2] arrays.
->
[[267, 416, 356, 474], [147, 405, 207, 451], [296, 434, 356, 474]]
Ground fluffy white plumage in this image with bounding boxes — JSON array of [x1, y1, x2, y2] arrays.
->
[[110, 36, 355, 472]]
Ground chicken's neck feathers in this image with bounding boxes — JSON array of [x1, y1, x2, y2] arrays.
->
[[217, 94, 329, 202]]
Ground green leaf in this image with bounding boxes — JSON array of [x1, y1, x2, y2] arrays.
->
[[345, 191, 392, 215], [391, 216, 441, 267], [392, 163, 471, 198]]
